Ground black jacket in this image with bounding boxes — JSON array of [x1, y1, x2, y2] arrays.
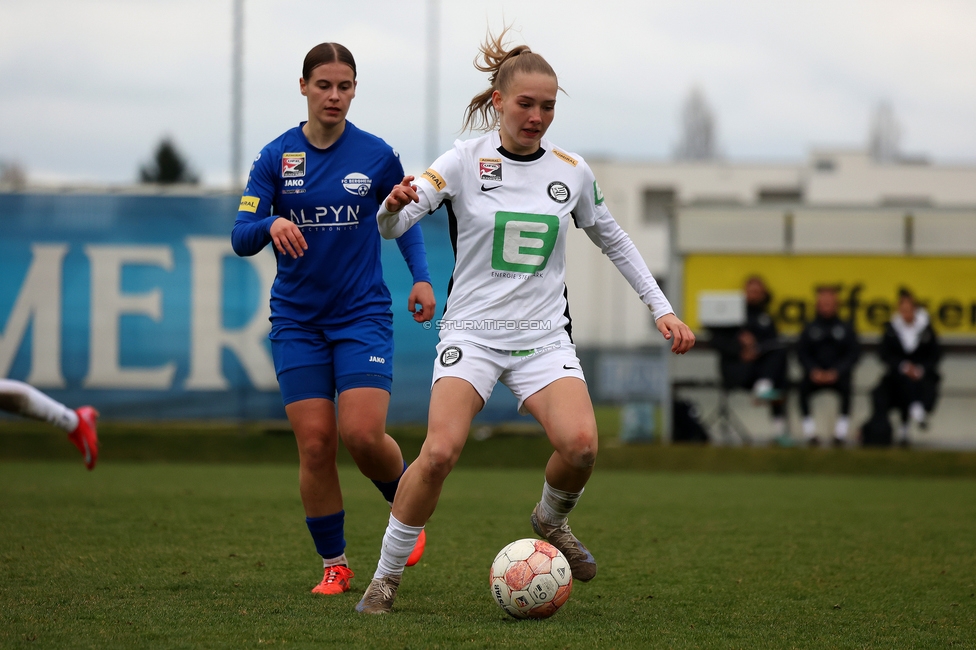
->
[[710, 302, 782, 362], [879, 320, 941, 378], [797, 315, 860, 375]]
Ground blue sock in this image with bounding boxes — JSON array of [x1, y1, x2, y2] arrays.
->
[[372, 460, 408, 504], [305, 510, 346, 560]]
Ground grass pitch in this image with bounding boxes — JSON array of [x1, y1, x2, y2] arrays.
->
[[1, 462, 974, 648], [5, 415, 976, 477]]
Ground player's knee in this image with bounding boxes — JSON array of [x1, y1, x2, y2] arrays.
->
[[340, 424, 383, 459], [297, 436, 337, 472], [561, 428, 598, 469], [572, 446, 597, 470], [421, 440, 461, 482]]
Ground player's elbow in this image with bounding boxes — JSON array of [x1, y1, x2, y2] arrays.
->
[[230, 241, 252, 257], [230, 227, 256, 257]]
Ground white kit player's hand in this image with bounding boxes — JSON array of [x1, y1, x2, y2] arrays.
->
[[269, 217, 308, 259], [655, 312, 696, 354], [385, 176, 421, 213], [408, 282, 436, 323]]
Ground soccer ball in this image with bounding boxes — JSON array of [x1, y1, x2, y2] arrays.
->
[[489, 538, 573, 619]]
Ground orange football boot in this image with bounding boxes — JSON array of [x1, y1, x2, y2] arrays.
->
[[311, 564, 354, 595], [406, 529, 426, 567]]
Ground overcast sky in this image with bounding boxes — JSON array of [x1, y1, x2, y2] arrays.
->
[[1, 0, 974, 186]]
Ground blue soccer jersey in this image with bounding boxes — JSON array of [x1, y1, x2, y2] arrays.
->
[[232, 121, 430, 326]]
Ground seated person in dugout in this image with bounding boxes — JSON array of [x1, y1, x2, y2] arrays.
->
[[709, 276, 788, 437], [872, 288, 942, 445], [797, 285, 861, 446]]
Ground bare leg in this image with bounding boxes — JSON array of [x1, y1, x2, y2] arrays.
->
[[336, 387, 402, 483], [285, 398, 342, 517], [522, 377, 599, 492], [522, 377, 600, 581], [391, 378, 484, 526]]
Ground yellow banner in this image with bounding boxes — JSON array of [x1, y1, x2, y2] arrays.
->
[[684, 254, 976, 337]]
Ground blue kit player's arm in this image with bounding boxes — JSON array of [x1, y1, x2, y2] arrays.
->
[[381, 151, 431, 285], [395, 225, 432, 285], [232, 150, 278, 257]]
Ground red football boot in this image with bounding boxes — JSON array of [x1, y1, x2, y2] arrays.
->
[[68, 406, 99, 470]]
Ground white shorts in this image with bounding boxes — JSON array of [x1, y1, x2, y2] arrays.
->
[[431, 337, 586, 414]]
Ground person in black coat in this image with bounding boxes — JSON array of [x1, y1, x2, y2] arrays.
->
[[877, 288, 942, 444], [797, 285, 860, 446], [709, 276, 788, 437]]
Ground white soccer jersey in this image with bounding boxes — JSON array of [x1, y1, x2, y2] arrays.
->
[[378, 131, 672, 350]]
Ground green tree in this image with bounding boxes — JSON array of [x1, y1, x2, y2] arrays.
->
[[139, 138, 199, 184]]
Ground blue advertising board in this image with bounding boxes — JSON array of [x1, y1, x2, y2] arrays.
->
[[0, 192, 523, 422]]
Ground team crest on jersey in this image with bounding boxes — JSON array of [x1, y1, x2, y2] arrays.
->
[[342, 173, 372, 197], [440, 346, 462, 367], [547, 181, 571, 204], [479, 158, 502, 182], [281, 152, 306, 178]]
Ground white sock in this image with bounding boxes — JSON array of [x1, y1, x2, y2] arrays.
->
[[322, 553, 347, 568], [0, 379, 78, 432], [897, 423, 909, 441], [802, 417, 816, 438], [772, 417, 786, 437], [834, 417, 850, 439], [753, 378, 773, 397], [538, 481, 583, 526], [909, 402, 926, 423], [373, 514, 423, 579]]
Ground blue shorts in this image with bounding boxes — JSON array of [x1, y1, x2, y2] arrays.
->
[[270, 316, 394, 405]]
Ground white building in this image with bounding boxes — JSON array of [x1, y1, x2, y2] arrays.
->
[[570, 149, 976, 347], [570, 150, 976, 447]]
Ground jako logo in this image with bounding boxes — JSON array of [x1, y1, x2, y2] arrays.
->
[[369, 356, 386, 364], [284, 179, 304, 187]]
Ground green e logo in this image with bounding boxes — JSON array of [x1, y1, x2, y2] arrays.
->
[[491, 212, 560, 273]]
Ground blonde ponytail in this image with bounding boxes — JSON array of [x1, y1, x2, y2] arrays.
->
[[461, 28, 558, 133]]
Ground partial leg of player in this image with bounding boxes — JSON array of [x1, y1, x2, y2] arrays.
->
[[522, 378, 599, 582], [356, 378, 483, 614], [0, 379, 99, 470]]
